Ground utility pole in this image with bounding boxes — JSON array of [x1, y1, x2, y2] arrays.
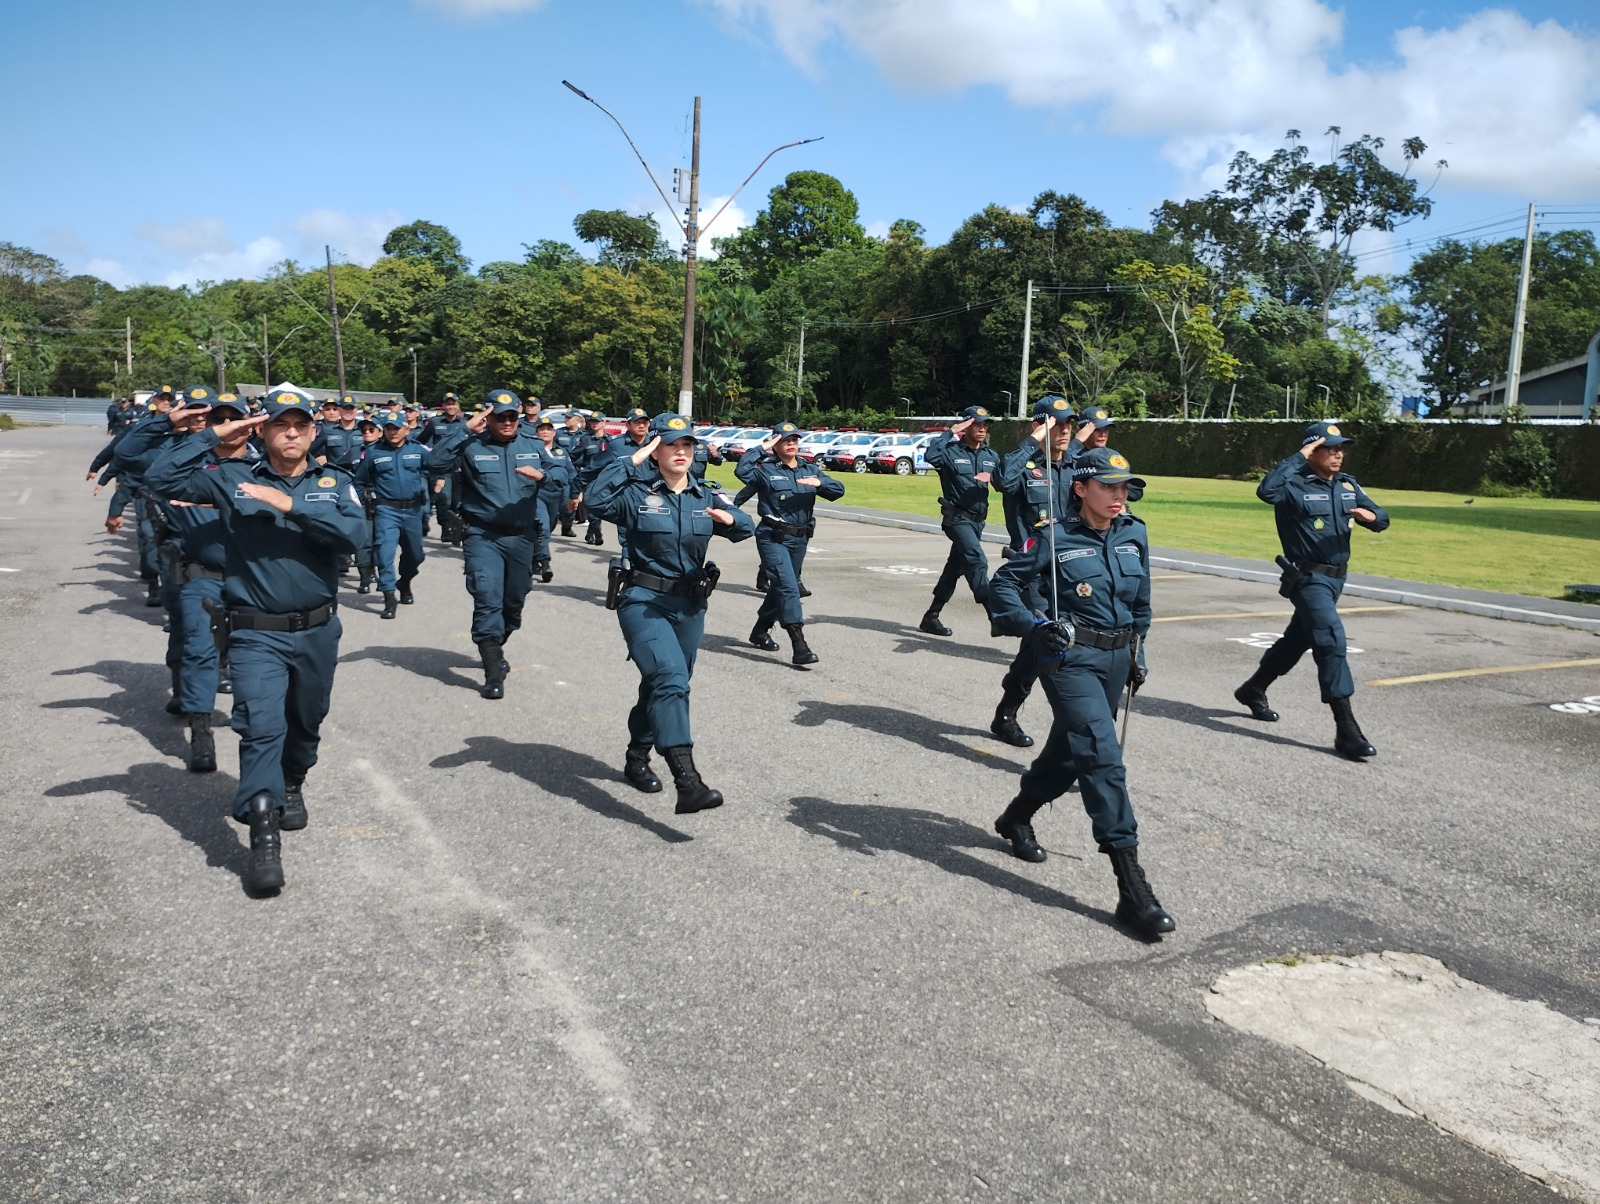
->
[[1503, 202, 1536, 417], [1016, 280, 1033, 418], [677, 96, 702, 418], [325, 245, 348, 401], [124, 317, 132, 379], [795, 321, 805, 414], [214, 333, 226, 391], [262, 314, 270, 385], [410, 347, 418, 407]]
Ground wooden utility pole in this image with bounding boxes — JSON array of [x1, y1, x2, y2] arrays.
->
[[1016, 280, 1033, 418], [325, 246, 348, 401], [1503, 203, 1536, 416], [677, 97, 701, 418], [262, 314, 270, 385], [124, 317, 132, 378], [796, 321, 805, 414]]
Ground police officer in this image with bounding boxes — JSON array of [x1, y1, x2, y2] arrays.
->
[[311, 397, 365, 469], [519, 394, 543, 432], [691, 427, 726, 481], [353, 411, 429, 619], [351, 413, 384, 593], [736, 420, 846, 665], [426, 389, 548, 700], [585, 414, 755, 812], [419, 392, 470, 543], [146, 388, 366, 895], [529, 413, 576, 582], [95, 384, 176, 604], [920, 405, 1002, 636], [1235, 420, 1390, 760], [553, 410, 588, 536], [988, 446, 1174, 939], [576, 412, 613, 545]]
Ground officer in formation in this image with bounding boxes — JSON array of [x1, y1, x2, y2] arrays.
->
[[89, 384, 176, 604], [311, 397, 365, 469], [352, 414, 384, 593], [988, 446, 1174, 939], [585, 413, 755, 813], [553, 410, 588, 536], [529, 414, 576, 583], [419, 392, 470, 544], [146, 388, 366, 895], [1234, 421, 1390, 759], [576, 412, 614, 545], [920, 405, 1002, 637], [736, 420, 845, 666], [353, 411, 430, 619]]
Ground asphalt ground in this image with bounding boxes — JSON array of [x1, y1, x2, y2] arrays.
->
[[3, 425, 1598, 1203]]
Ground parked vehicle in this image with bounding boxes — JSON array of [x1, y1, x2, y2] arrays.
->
[[824, 431, 888, 473], [871, 433, 932, 475]]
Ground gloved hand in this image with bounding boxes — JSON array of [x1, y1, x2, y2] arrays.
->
[[1031, 614, 1076, 656]]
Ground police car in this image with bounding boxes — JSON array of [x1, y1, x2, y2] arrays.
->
[[870, 433, 932, 475], [824, 431, 889, 473]]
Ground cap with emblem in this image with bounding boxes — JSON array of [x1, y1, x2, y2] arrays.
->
[[338, 395, 357, 409], [381, 410, 407, 428], [441, 392, 459, 403], [523, 395, 541, 407], [770, 421, 800, 438], [623, 407, 650, 423], [178, 385, 213, 409], [210, 392, 246, 418], [1073, 446, 1145, 489], [1302, 419, 1351, 447], [485, 389, 520, 414], [535, 414, 554, 428], [1081, 405, 1115, 429], [958, 405, 993, 423], [648, 412, 697, 442], [1032, 395, 1074, 422], [587, 412, 607, 424], [150, 385, 175, 399], [264, 388, 317, 419]]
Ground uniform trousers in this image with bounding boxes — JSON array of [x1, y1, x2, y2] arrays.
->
[[755, 527, 807, 628], [228, 616, 341, 820], [1257, 571, 1353, 702], [175, 575, 224, 713], [463, 527, 534, 644], [932, 511, 989, 607], [617, 589, 704, 751], [533, 492, 563, 564], [373, 504, 425, 591], [133, 493, 161, 581]]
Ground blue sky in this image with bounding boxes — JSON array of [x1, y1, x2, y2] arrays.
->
[[9, 0, 1598, 288]]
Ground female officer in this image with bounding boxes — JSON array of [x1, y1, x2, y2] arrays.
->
[[586, 414, 755, 814], [987, 446, 1174, 939], [735, 420, 845, 666]]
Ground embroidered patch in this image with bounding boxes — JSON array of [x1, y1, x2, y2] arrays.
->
[[1326, 425, 1341, 436], [1313, 517, 1325, 530], [1108, 454, 1129, 469], [1059, 548, 1097, 561], [1031, 469, 1043, 479], [1076, 581, 1093, 597], [645, 494, 665, 508], [317, 476, 336, 487]]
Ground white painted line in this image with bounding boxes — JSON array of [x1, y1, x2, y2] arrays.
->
[[14, 488, 30, 505], [0, 567, 18, 573]]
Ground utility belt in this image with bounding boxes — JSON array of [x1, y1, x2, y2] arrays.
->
[[939, 499, 987, 522], [182, 562, 224, 583], [606, 558, 721, 609], [1068, 623, 1135, 651], [1275, 556, 1346, 597], [761, 515, 816, 538], [228, 602, 336, 632], [468, 518, 532, 537], [375, 495, 425, 509]]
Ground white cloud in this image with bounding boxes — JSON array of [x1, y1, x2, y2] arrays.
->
[[291, 208, 404, 266], [84, 258, 136, 288], [135, 217, 233, 256], [161, 237, 287, 288], [701, 0, 1600, 196], [416, 0, 548, 15], [643, 193, 752, 258], [864, 219, 891, 240]]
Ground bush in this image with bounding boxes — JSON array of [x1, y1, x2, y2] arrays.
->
[[0, 413, 14, 431], [1485, 428, 1556, 494]]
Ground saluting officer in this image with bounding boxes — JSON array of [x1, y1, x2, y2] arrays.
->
[[576, 412, 613, 545], [585, 413, 755, 813], [146, 388, 366, 896], [553, 410, 588, 536], [427, 389, 548, 700], [351, 413, 384, 593], [920, 405, 1003, 636], [310, 397, 365, 469], [988, 446, 1174, 938], [530, 414, 575, 583], [353, 411, 430, 619], [97, 384, 176, 604], [737, 420, 845, 666], [1235, 420, 1390, 760]]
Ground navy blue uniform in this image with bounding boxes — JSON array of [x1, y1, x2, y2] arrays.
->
[[925, 430, 1002, 608], [106, 415, 169, 583], [529, 440, 575, 568], [1254, 454, 1391, 702], [352, 436, 429, 592], [310, 423, 366, 470], [735, 446, 845, 628]]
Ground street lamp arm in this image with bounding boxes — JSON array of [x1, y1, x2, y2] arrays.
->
[[700, 138, 823, 238], [562, 80, 686, 238]]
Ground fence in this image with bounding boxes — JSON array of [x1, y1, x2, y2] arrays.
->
[[0, 395, 116, 427]]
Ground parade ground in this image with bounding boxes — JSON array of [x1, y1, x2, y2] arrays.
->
[[3, 425, 1598, 1203]]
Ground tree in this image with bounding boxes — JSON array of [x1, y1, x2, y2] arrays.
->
[[381, 221, 471, 279], [716, 171, 866, 288], [1115, 261, 1244, 417], [572, 210, 668, 274]]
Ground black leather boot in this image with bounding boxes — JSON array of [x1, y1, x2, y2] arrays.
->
[[989, 688, 1033, 747], [217, 656, 232, 695], [756, 567, 771, 592], [380, 590, 398, 620], [798, 580, 811, 598], [749, 623, 779, 652], [783, 623, 818, 666], [356, 566, 374, 595], [398, 577, 415, 605], [994, 796, 1047, 862], [165, 665, 183, 714], [281, 775, 308, 831], [1234, 669, 1280, 722], [1331, 696, 1377, 759], [1108, 847, 1175, 937], [623, 744, 663, 793], [145, 578, 162, 607], [919, 607, 952, 636], [560, 517, 575, 537], [479, 640, 506, 700], [242, 792, 284, 895], [663, 746, 723, 814], [538, 559, 554, 584], [585, 523, 604, 546], [187, 713, 216, 774]]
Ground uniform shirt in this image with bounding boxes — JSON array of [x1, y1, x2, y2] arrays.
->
[[417, 413, 469, 447], [126, 424, 261, 569], [586, 457, 755, 581], [352, 436, 430, 503], [573, 431, 612, 489], [428, 428, 548, 531], [996, 436, 1083, 538], [734, 447, 846, 527], [533, 441, 576, 501], [990, 509, 1152, 639], [144, 429, 366, 614], [691, 440, 725, 477], [104, 412, 170, 486], [1257, 454, 1391, 567], [310, 423, 366, 469], [925, 431, 1002, 516]]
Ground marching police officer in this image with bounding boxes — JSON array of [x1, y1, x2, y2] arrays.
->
[[920, 405, 1002, 636], [554, 410, 588, 536], [95, 384, 176, 604], [736, 420, 845, 665], [353, 411, 430, 619], [351, 413, 384, 593], [146, 388, 366, 895], [1235, 420, 1390, 759], [530, 414, 576, 582], [988, 446, 1173, 939], [311, 397, 365, 469], [418, 392, 470, 542], [426, 389, 548, 700], [576, 412, 613, 545], [585, 413, 755, 813]]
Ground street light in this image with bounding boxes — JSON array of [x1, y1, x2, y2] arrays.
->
[[1316, 383, 1331, 415], [899, 396, 912, 419], [998, 390, 1011, 413]]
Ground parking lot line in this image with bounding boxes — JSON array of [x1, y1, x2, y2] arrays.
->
[[1367, 657, 1600, 687], [1153, 605, 1402, 624]]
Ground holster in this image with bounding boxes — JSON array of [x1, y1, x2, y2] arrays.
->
[[158, 541, 183, 584], [146, 496, 171, 542], [605, 557, 630, 611], [687, 561, 722, 605], [1275, 555, 1302, 599], [440, 509, 468, 544], [361, 486, 377, 520], [201, 595, 232, 655]]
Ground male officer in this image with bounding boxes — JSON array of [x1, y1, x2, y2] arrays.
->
[[529, 414, 575, 582], [106, 384, 178, 605], [920, 405, 1002, 636], [553, 410, 588, 535], [427, 389, 547, 699], [351, 413, 384, 593], [575, 412, 613, 544], [519, 394, 543, 432], [311, 397, 365, 469], [418, 391, 470, 542], [1236, 420, 1390, 759], [1076, 404, 1115, 452], [353, 411, 429, 619], [146, 388, 365, 895]]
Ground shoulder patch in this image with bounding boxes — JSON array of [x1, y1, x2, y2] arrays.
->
[[317, 476, 336, 488]]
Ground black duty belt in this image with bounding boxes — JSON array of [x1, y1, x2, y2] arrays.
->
[[469, 519, 531, 537], [940, 500, 987, 522], [1295, 560, 1347, 578], [1071, 624, 1134, 651], [376, 496, 425, 508], [629, 569, 695, 595], [183, 563, 223, 583], [229, 603, 335, 632], [761, 515, 815, 538]]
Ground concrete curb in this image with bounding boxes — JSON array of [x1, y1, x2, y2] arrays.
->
[[814, 505, 1600, 637]]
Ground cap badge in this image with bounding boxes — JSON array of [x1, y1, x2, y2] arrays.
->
[[1108, 454, 1129, 469], [668, 417, 687, 430], [1326, 425, 1341, 436]]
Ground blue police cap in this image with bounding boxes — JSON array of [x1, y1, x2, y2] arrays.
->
[[178, 385, 214, 409], [959, 405, 994, 423], [380, 410, 407, 428], [485, 389, 520, 414], [1080, 405, 1115, 429], [1303, 420, 1352, 447], [1073, 446, 1145, 488], [338, 395, 357, 408], [1032, 395, 1074, 422], [623, 407, 650, 423], [441, 391, 459, 403], [770, 421, 800, 439], [264, 388, 317, 419], [649, 412, 697, 442], [534, 413, 554, 428], [587, 412, 608, 423], [150, 384, 175, 399]]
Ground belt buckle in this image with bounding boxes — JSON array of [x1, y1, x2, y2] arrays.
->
[[288, 611, 308, 632]]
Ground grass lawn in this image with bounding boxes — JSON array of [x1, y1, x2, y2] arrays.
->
[[827, 471, 1600, 600]]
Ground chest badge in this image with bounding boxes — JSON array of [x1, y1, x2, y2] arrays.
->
[[1313, 518, 1325, 530], [645, 494, 665, 508], [317, 476, 336, 488], [1076, 581, 1093, 597]]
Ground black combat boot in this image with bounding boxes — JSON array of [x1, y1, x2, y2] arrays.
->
[[145, 578, 162, 607], [749, 623, 779, 652], [1330, 696, 1377, 759], [398, 577, 415, 605], [756, 566, 771, 592], [994, 796, 1047, 862], [380, 590, 398, 620], [623, 744, 663, 793], [165, 665, 184, 715], [479, 640, 506, 700], [242, 792, 284, 895], [1107, 847, 1175, 937], [281, 775, 308, 831], [560, 517, 575, 537], [919, 607, 952, 637], [989, 688, 1033, 747], [538, 559, 554, 584], [187, 713, 216, 774], [663, 746, 723, 815], [217, 656, 232, 695], [356, 566, 374, 595], [585, 522, 604, 546], [783, 623, 818, 666], [1234, 669, 1280, 722], [798, 580, 811, 598]]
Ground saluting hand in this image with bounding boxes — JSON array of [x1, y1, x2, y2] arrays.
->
[[466, 410, 489, 434], [213, 413, 270, 442], [706, 507, 735, 526], [1299, 436, 1325, 459], [1350, 506, 1376, 524], [236, 482, 293, 513], [630, 436, 661, 467], [1031, 416, 1054, 446], [951, 417, 974, 436], [164, 402, 191, 426], [1075, 420, 1097, 445], [761, 434, 781, 453], [514, 466, 546, 482]]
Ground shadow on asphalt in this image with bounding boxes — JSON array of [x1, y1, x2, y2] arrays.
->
[[46, 660, 191, 760], [1133, 695, 1338, 756], [340, 644, 481, 691], [807, 613, 1015, 666], [785, 795, 1122, 932], [790, 698, 1029, 774], [430, 736, 692, 844], [530, 582, 608, 607]]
